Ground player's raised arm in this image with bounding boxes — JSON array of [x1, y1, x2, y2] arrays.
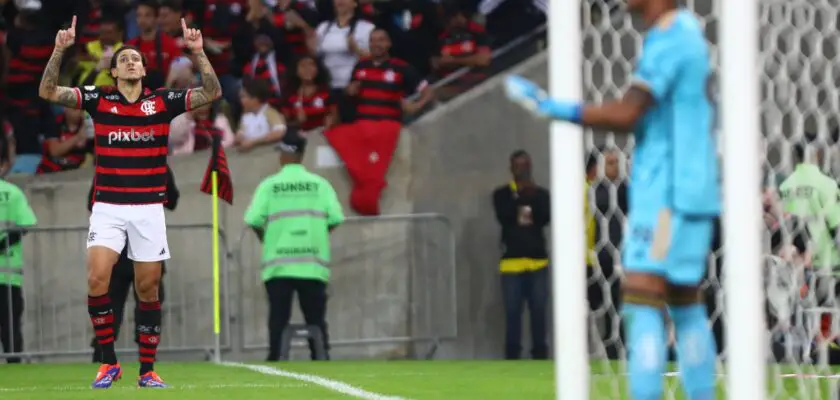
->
[[181, 18, 222, 109], [39, 16, 81, 108], [504, 74, 656, 133], [504, 35, 688, 132]]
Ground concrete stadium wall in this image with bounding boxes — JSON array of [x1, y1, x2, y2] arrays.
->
[[11, 131, 424, 362]]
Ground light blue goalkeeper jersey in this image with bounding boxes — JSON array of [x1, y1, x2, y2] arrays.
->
[[630, 10, 720, 217]]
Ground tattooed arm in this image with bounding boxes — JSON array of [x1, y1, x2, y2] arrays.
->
[[39, 48, 79, 108], [188, 50, 222, 109], [41, 16, 80, 107], [180, 19, 221, 109]]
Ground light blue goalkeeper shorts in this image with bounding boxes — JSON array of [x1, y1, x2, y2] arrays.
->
[[622, 207, 714, 286]]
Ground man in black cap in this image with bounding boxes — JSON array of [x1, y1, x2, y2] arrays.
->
[[244, 130, 344, 361]]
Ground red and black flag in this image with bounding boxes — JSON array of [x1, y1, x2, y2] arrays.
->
[[200, 131, 234, 205]]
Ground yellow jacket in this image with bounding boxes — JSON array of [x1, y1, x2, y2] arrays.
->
[[77, 41, 123, 87], [585, 180, 596, 267]]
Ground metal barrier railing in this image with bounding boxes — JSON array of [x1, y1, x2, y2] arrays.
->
[[0, 224, 231, 361], [233, 213, 458, 358], [0, 214, 458, 361]]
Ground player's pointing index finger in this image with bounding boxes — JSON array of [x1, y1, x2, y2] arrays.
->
[[70, 15, 76, 31], [181, 18, 187, 33]]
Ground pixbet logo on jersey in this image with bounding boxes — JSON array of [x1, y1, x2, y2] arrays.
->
[[107, 129, 156, 145]]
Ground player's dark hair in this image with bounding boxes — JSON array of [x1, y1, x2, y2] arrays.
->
[[136, 0, 160, 13], [109, 45, 148, 78], [241, 77, 272, 103]]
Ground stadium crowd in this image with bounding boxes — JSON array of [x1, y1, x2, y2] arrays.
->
[[0, 0, 545, 184]]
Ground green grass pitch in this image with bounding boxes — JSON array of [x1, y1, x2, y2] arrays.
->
[[0, 360, 837, 399]]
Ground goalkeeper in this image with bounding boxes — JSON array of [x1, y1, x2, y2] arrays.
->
[[504, 1, 718, 399]]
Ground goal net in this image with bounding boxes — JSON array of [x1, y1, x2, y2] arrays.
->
[[583, 0, 840, 398]]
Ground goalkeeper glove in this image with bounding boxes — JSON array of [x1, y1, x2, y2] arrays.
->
[[503, 75, 583, 123]]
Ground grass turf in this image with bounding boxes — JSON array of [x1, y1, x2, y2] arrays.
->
[[0, 360, 837, 399]]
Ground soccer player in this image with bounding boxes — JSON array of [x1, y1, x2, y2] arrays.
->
[[38, 16, 221, 389], [504, 1, 719, 399]]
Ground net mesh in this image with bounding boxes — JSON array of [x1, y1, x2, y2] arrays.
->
[[582, 0, 840, 398]]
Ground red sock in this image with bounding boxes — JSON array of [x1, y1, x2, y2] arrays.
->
[[88, 294, 118, 364], [137, 301, 162, 374]]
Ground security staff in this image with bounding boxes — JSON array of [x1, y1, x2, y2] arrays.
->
[[492, 150, 550, 360], [87, 166, 179, 363], [0, 180, 37, 363], [244, 131, 344, 361]]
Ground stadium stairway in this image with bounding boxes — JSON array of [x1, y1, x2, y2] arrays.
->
[[10, 51, 555, 362]]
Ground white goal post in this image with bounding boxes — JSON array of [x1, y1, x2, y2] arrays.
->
[[719, 0, 766, 398], [548, 0, 588, 398]]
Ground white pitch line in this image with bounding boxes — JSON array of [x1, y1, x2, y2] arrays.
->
[[221, 362, 409, 400]]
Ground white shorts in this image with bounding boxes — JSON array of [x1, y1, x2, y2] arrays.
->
[[87, 202, 171, 262]]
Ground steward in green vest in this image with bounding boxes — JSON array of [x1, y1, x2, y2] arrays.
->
[[0, 179, 37, 363], [244, 131, 344, 361]]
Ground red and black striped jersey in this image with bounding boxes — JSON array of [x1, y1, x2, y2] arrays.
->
[[126, 31, 183, 78], [438, 23, 490, 78], [78, 8, 102, 46], [439, 22, 489, 57], [201, 0, 247, 75], [74, 86, 193, 205], [351, 57, 427, 122], [5, 28, 54, 86], [36, 114, 93, 174], [242, 53, 286, 109], [272, 3, 319, 56], [282, 87, 333, 131]]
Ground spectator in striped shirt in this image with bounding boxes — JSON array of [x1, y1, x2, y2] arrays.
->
[[158, 0, 188, 54], [271, 0, 319, 57], [74, 0, 104, 46], [324, 28, 433, 215], [36, 107, 94, 174], [433, 4, 491, 99], [282, 55, 336, 134], [241, 34, 286, 110], [5, 10, 55, 174], [127, 0, 183, 90]]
